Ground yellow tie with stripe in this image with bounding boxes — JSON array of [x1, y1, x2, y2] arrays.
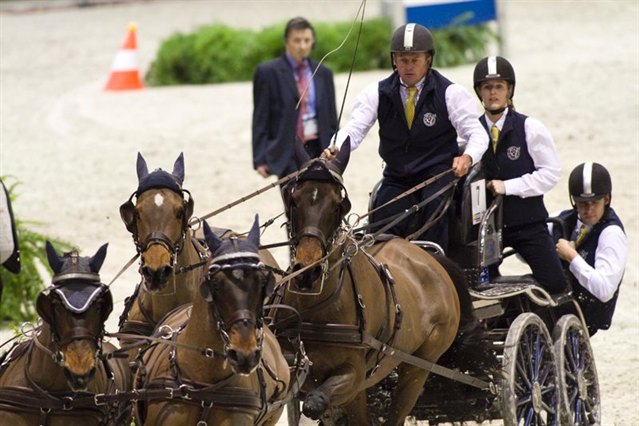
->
[[405, 86, 417, 129], [574, 224, 588, 247], [491, 125, 500, 153]]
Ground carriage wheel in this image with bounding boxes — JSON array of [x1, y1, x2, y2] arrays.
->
[[553, 314, 601, 425], [501, 313, 559, 426]]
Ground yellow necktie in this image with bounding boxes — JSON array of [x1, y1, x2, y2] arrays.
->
[[405, 86, 417, 129], [491, 125, 500, 153], [574, 224, 588, 247]]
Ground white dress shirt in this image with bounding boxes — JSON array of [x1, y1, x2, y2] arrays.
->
[[484, 108, 561, 197], [549, 218, 627, 302], [333, 76, 488, 165]]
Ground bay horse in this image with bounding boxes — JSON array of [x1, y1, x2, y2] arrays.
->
[[133, 217, 291, 425], [0, 242, 131, 425], [118, 152, 208, 353], [275, 143, 474, 425]]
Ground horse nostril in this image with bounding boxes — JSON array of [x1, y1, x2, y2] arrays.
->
[[227, 349, 239, 365], [158, 265, 173, 281], [142, 265, 153, 280]]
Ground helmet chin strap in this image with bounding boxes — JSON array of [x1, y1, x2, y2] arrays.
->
[[486, 106, 507, 115]]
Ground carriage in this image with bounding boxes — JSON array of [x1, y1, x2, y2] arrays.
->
[[367, 162, 601, 425], [277, 148, 600, 426]]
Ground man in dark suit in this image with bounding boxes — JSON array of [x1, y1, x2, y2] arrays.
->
[[252, 17, 337, 180]]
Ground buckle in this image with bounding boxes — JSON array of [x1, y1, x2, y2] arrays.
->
[[179, 384, 191, 400], [62, 396, 73, 410], [94, 393, 106, 406], [165, 387, 174, 399]]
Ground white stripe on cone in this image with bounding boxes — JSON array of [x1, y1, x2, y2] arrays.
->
[[110, 49, 138, 72]]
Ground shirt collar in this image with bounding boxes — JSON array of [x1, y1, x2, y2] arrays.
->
[[285, 53, 307, 70], [399, 76, 425, 91], [486, 107, 510, 129]]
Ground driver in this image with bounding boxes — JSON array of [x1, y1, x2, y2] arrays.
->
[[474, 56, 566, 294], [551, 162, 627, 335], [323, 23, 487, 252]]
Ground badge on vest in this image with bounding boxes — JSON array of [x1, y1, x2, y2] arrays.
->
[[422, 112, 436, 127], [506, 146, 521, 160]]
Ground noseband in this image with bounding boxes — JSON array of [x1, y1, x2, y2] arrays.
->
[[125, 189, 192, 269], [36, 290, 109, 368]]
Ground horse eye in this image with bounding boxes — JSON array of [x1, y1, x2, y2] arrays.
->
[[176, 209, 184, 219]]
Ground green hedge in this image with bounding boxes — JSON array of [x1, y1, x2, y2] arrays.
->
[[146, 17, 498, 86]]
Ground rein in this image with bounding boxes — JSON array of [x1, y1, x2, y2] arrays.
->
[[191, 166, 309, 224], [362, 177, 458, 239]]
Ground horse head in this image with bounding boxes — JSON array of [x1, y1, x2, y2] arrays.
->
[[120, 152, 194, 292], [200, 216, 275, 375], [283, 141, 351, 291], [36, 241, 113, 391]]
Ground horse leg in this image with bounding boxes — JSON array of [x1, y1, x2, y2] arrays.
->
[[343, 390, 368, 425], [387, 327, 455, 425], [386, 362, 430, 425], [302, 363, 358, 420]]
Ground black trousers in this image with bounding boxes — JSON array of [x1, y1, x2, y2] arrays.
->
[[489, 222, 567, 294], [369, 172, 454, 252]]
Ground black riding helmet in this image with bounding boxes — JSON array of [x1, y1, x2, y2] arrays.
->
[[390, 23, 434, 68], [568, 162, 612, 206], [473, 56, 516, 99]]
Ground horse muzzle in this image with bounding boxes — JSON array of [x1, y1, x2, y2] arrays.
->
[[225, 316, 263, 375], [291, 262, 325, 291], [64, 366, 97, 392]]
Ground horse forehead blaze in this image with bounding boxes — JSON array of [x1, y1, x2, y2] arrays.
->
[[154, 192, 164, 207]]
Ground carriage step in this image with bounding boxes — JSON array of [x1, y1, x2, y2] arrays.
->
[[472, 299, 504, 320]]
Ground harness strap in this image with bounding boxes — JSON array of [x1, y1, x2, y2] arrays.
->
[[361, 332, 493, 391], [0, 386, 108, 419], [141, 377, 263, 414]]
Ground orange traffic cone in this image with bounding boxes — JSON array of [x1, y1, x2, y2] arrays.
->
[[105, 22, 144, 91]]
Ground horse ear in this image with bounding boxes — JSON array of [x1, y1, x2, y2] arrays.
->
[[46, 241, 63, 274], [36, 291, 54, 325], [332, 137, 351, 175], [294, 136, 312, 169], [99, 288, 114, 323], [172, 152, 185, 186], [199, 281, 214, 302], [184, 194, 194, 220], [340, 197, 352, 217], [119, 199, 136, 234], [136, 152, 149, 181], [203, 221, 223, 254], [90, 243, 108, 273], [264, 273, 275, 299], [248, 214, 260, 247]]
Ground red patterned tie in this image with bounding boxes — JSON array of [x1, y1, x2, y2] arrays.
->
[[296, 62, 307, 143]]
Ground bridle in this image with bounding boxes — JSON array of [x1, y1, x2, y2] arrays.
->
[[121, 188, 193, 275], [285, 159, 352, 259], [200, 248, 275, 356], [35, 282, 112, 369]]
